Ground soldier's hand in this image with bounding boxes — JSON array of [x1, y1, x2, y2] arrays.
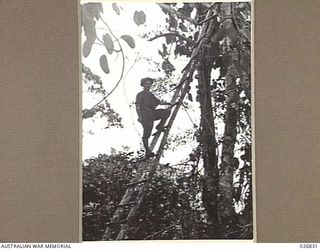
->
[[168, 102, 179, 108]]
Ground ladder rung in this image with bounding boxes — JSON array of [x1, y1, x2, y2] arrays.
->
[[126, 179, 147, 187], [117, 201, 136, 208]]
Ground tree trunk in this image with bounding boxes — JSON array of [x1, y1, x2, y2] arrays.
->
[[197, 24, 220, 235], [217, 3, 241, 237], [219, 64, 239, 231]]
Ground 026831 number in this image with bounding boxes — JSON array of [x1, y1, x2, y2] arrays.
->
[[300, 244, 318, 249]]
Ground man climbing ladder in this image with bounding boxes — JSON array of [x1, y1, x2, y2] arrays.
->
[[136, 77, 172, 157]]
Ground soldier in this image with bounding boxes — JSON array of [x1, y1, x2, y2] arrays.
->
[[136, 77, 171, 156]]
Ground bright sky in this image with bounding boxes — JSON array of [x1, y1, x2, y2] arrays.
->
[[82, 2, 222, 164]]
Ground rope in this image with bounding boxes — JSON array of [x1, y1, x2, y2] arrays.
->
[[181, 103, 198, 128], [122, 55, 142, 137]]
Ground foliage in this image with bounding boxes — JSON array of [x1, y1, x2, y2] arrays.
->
[[83, 151, 252, 240], [82, 64, 122, 128], [81, 3, 147, 118], [81, 3, 142, 72], [82, 3, 103, 58]]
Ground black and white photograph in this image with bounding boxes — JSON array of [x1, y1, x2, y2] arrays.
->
[[81, 1, 252, 241]]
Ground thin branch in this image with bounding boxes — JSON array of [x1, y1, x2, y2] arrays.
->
[[197, 14, 217, 26], [148, 32, 195, 45], [96, 37, 104, 45], [182, 103, 198, 127], [167, 161, 194, 168], [123, 55, 142, 137], [94, 42, 104, 46]]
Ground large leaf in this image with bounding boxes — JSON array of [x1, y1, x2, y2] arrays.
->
[[83, 40, 93, 58], [82, 19, 96, 44], [112, 3, 120, 15], [133, 11, 146, 26], [120, 35, 135, 49], [169, 15, 177, 29], [100, 55, 110, 74], [81, 4, 101, 45], [82, 3, 103, 21], [103, 33, 114, 54]]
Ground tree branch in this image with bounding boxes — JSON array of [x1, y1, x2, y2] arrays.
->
[[148, 32, 195, 45], [157, 3, 198, 25]]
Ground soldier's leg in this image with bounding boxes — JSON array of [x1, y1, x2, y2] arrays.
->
[[141, 119, 154, 155], [153, 109, 171, 130]]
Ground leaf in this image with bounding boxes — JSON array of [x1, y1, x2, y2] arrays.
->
[[82, 18, 97, 44], [120, 35, 135, 49], [133, 11, 146, 26], [83, 40, 93, 58], [196, 95, 199, 102], [165, 35, 176, 44], [100, 55, 110, 74], [82, 3, 103, 21], [112, 3, 120, 15], [169, 15, 177, 29], [179, 22, 188, 32], [102, 33, 114, 54], [179, 4, 194, 17], [188, 93, 193, 102], [158, 49, 164, 58]]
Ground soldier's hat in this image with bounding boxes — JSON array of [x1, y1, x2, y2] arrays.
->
[[140, 77, 154, 87]]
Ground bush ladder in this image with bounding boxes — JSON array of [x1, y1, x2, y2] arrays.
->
[[101, 10, 215, 240]]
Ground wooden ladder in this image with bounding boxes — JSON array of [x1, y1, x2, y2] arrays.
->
[[101, 10, 214, 240]]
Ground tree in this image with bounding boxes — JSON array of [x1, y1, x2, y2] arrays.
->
[[154, 2, 252, 237]]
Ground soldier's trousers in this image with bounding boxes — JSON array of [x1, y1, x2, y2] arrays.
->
[[141, 109, 170, 139], [140, 109, 170, 153]]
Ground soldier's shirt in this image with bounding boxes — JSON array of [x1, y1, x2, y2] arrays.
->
[[136, 90, 160, 121]]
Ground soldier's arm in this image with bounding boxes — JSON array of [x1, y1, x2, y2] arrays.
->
[[136, 93, 144, 122], [151, 93, 170, 106], [159, 100, 171, 105], [136, 105, 143, 121]]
